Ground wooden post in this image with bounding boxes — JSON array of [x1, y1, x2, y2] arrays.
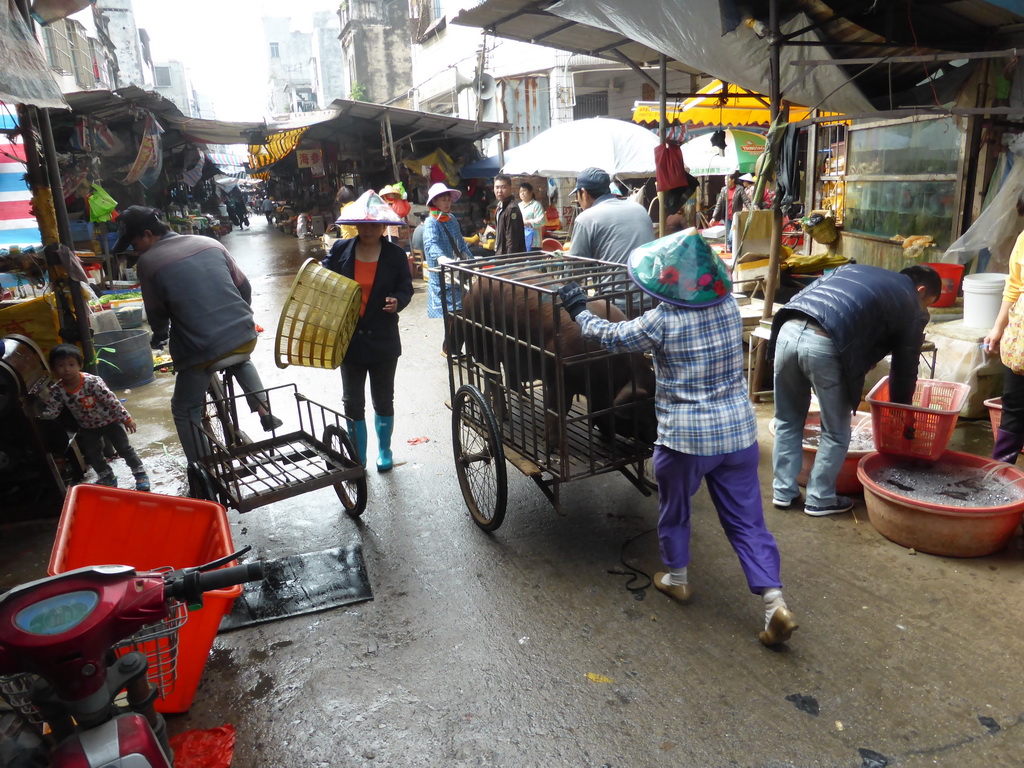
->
[[658, 54, 667, 237], [750, 0, 783, 401]]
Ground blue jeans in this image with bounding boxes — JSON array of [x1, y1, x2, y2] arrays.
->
[[772, 319, 852, 508]]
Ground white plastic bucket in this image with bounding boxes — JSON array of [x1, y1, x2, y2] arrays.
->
[[962, 273, 1007, 329]]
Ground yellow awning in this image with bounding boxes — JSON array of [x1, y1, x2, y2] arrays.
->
[[632, 80, 813, 127], [248, 127, 308, 170]]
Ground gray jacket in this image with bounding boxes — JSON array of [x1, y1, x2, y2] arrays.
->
[[138, 233, 256, 369]]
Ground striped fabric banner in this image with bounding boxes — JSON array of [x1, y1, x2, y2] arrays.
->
[[0, 109, 41, 249], [248, 127, 307, 170]]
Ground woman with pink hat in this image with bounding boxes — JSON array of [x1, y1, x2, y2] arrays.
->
[[322, 190, 414, 472], [422, 182, 473, 354]]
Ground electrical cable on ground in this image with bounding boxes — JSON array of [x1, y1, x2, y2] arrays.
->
[[607, 526, 657, 600]]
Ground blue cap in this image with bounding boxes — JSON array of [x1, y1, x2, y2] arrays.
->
[[573, 167, 611, 197]]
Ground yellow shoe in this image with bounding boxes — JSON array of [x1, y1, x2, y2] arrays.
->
[[759, 606, 798, 646], [653, 572, 692, 603]]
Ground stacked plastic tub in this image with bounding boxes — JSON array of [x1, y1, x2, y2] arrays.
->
[[857, 376, 1024, 557]]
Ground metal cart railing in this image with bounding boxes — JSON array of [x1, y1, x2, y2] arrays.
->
[[442, 252, 658, 530], [187, 383, 366, 516]]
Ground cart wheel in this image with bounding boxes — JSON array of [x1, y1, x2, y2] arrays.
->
[[452, 384, 507, 531], [187, 463, 216, 501], [323, 425, 368, 517]]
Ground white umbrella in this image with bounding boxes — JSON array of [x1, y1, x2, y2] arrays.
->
[[500, 117, 658, 177], [682, 128, 767, 177]]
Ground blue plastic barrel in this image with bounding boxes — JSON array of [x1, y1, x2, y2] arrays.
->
[[93, 329, 154, 390]]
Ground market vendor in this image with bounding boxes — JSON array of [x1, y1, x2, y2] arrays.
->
[[556, 230, 798, 648]]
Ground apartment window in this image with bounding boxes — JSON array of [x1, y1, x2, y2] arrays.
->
[[270, 42, 280, 58], [574, 92, 608, 120], [154, 66, 172, 87], [43, 21, 73, 74]]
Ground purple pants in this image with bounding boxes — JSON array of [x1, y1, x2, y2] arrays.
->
[[653, 442, 782, 593]]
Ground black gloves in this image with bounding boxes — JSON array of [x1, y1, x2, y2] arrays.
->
[[150, 332, 168, 350], [557, 281, 588, 321]]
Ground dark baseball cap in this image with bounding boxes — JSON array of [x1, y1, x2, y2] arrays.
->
[[111, 206, 163, 253], [572, 167, 611, 197]]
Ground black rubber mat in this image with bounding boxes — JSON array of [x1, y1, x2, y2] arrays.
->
[[219, 544, 372, 632]]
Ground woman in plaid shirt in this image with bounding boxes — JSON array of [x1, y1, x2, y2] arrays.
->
[[558, 231, 796, 647]]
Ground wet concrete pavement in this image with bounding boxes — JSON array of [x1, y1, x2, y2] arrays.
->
[[4, 223, 1024, 767]]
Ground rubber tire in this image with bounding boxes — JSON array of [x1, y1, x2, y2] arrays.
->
[[187, 462, 217, 501], [323, 425, 368, 517], [452, 384, 507, 531]]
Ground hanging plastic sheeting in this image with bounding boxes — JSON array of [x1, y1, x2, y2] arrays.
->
[[120, 114, 163, 188], [547, 0, 874, 115], [0, 0, 68, 109], [944, 153, 1024, 272], [30, 0, 94, 25]]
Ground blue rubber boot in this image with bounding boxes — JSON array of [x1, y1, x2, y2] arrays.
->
[[375, 414, 394, 472], [352, 420, 367, 468]]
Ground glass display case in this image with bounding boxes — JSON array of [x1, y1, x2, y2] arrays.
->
[[841, 116, 964, 248]]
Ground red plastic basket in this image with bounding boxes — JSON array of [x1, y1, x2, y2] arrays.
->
[[48, 485, 241, 713], [866, 377, 971, 462]]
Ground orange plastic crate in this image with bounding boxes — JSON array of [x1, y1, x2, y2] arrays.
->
[[48, 485, 241, 713], [866, 376, 971, 463]]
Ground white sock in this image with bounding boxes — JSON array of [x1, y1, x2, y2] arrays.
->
[[661, 567, 688, 586], [761, 588, 786, 625]]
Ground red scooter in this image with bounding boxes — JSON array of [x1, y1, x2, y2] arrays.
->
[[0, 548, 263, 767]]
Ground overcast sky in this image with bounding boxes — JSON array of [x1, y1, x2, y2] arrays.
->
[[132, 0, 330, 124]]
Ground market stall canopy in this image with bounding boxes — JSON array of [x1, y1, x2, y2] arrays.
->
[[633, 80, 813, 128], [455, 0, 1024, 117], [500, 117, 657, 177], [682, 128, 766, 176], [1, 0, 68, 109]]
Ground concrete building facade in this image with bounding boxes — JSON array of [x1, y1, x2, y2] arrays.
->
[[337, 0, 413, 105], [311, 11, 346, 110], [94, 0, 150, 88], [152, 60, 192, 116], [264, 17, 316, 117]]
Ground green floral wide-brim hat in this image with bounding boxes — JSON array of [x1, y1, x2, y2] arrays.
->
[[627, 229, 732, 309]]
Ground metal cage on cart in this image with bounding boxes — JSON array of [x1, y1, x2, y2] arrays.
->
[[441, 252, 658, 530]]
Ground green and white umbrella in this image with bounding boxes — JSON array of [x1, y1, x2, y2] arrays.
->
[[682, 128, 766, 176]]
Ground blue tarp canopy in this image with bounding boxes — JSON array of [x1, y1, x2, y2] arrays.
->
[[460, 153, 502, 178]]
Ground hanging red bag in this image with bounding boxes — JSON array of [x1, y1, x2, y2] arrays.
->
[[655, 142, 689, 191]]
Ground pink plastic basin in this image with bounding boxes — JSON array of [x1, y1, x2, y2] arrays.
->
[[857, 450, 1024, 557], [769, 413, 872, 494]]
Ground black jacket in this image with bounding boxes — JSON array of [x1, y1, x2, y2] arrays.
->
[[322, 237, 414, 365], [768, 264, 929, 411], [494, 196, 526, 255]]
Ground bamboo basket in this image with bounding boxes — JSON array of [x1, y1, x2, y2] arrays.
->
[[275, 258, 361, 369]]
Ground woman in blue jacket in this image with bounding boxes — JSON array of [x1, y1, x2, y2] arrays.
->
[[323, 191, 413, 472], [422, 182, 473, 354]]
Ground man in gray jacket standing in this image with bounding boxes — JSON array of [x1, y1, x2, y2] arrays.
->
[[113, 206, 281, 465]]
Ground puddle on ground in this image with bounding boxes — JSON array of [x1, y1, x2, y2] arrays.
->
[[873, 461, 1024, 508]]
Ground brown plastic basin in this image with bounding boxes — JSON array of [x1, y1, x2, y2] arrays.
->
[[857, 450, 1024, 557]]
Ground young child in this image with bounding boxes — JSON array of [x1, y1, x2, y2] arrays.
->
[[557, 230, 797, 647], [39, 344, 150, 491]]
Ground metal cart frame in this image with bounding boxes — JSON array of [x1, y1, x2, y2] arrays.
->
[[187, 383, 367, 516], [442, 252, 657, 530]]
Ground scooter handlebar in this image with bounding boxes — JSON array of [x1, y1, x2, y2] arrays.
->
[[165, 562, 264, 604]]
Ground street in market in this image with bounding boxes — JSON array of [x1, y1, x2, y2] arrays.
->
[[3, 224, 1024, 767]]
